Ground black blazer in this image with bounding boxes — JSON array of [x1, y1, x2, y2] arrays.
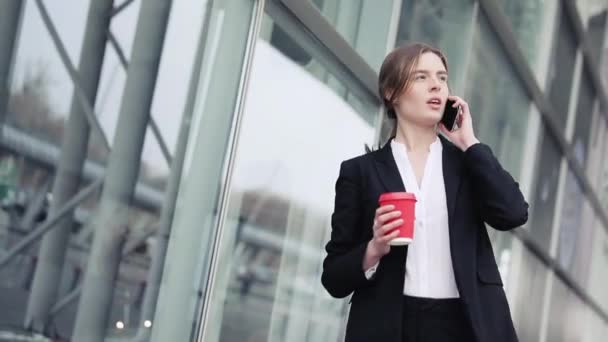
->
[[321, 135, 529, 342]]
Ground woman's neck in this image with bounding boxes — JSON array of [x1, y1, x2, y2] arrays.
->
[[394, 121, 437, 152]]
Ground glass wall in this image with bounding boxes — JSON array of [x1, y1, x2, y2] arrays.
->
[[311, 0, 398, 71], [499, 0, 550, 65], [545, 5, 579, 134], [510, 237, 550, 342], [396, 0, 476, 93], [1, 0, 211, 340], [1, 0, 608, 341], [198, 10, 378, 341]]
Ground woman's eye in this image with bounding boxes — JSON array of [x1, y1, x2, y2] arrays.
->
[[415, 75, 426, 80], [440, 76, 448, 82]]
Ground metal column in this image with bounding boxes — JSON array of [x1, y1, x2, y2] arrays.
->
[[133, 5, 212, 336], [72, 1, 172, 340], [24, 0, 115, 333], [0, 0, 24, 132]]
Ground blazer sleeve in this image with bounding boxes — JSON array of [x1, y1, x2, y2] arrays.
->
[[464, 143, 529, 231], [321, 159, 372, 298]]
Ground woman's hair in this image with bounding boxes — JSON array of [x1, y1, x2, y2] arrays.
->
[[378, 42, 448, 120]]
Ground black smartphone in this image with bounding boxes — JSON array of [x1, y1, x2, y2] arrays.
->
[[441, 99, 460, 131]]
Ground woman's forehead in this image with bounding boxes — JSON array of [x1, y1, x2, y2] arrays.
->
[[415, 52, 447, 71]]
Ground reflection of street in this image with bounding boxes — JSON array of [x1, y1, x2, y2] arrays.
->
[[214, 189, 345, 341], [0, 124, 164, 339], [0, 325, 52, 342]]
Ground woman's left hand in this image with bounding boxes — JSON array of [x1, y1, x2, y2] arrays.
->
[[439, 95, 480, 151]]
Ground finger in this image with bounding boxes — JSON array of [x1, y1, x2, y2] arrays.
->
[[459, 103, 470, 117], [375, 204, 395, 216], [378, 230, 400, 244], [381, 219, 404, 233], [448, 95, 467, 110], [375, 219, 403, 238], [377, 210, 402, 224], [448, 95, 462, 104]]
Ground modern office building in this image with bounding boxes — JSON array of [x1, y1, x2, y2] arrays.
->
[[0, 0, 607, 341]]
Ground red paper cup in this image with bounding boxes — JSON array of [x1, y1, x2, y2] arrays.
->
[[378, 192, 417, 246]]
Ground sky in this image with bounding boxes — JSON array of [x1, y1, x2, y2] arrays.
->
[[12, 0, 377, 212], [13, 0, 206, 176]]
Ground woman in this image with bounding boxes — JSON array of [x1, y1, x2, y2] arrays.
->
[[321, 42, 528, 342]]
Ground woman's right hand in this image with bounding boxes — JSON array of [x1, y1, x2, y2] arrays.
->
[[363, 205, 403, 269]]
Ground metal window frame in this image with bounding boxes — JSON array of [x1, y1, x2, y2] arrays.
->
[[278, 0, 379, 104], [473, 0, 608, 326], [194, 0, 267, 341]]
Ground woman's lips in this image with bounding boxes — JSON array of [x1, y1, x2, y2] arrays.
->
[[427, 103, 442, 110]]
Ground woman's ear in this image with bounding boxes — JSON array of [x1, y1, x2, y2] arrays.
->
[[383, 88, 394, 102]]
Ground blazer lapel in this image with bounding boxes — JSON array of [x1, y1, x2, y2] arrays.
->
[[440, 135, 464, 229], [373, 139, 406, 193]]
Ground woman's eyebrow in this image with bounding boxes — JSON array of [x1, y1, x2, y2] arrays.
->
[[413, 69, 448, 75]]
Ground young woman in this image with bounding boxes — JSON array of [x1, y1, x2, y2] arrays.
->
[[321, 43, 528, 342]]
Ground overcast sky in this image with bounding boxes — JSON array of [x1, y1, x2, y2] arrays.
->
[[13, 0, 205, 176], [12, 0, 377, 212]]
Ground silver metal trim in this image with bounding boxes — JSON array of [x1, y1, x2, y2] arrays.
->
[[265, 0, 378, 125], [279, 0, 379, 103], [195, 0, 266, 340]]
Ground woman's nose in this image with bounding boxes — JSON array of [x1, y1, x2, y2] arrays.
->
[[429, 79, 442, 91]]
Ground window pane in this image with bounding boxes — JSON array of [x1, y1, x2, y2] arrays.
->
[[396, 0, 476, 93], [572, 67, 596, 168], [556, 182, 595, 278], [499, 0, 551, 65], [528, 128, 562, 252], [310, 0, 397, 70], [200, 12, 378, 342], [545, 6, 578, 134], [512, 237, 549, 342], [465, 12, 530, 178], [151, 0, 258, 340]]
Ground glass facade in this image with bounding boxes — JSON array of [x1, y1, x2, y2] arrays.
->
[[0, 0, 607, 341]]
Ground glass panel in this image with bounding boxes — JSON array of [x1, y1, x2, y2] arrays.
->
[[556, 182, 595, 280], [586, 217, 608, 313], [584, 9, 607, 64], [0, 2, 96, 339], [96, 1, 140, 157], [512, 237, 550, 342], [395, 0, 476, 93], [310, 0, 396, 70], [201, 11, 378, 342], [8, 0, 111, 163], [528, 128, 562, 252], [545, 6, 578, 134], [1, 0, 214, 341], [581, 302, 608, 342], [151, 0, 260, 341], [465, 12, 530, 179], [572, 67, 596, 167], [499, 0, 551, 65], [546, 274, 606, 342], [576, 0, 608, 39]]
